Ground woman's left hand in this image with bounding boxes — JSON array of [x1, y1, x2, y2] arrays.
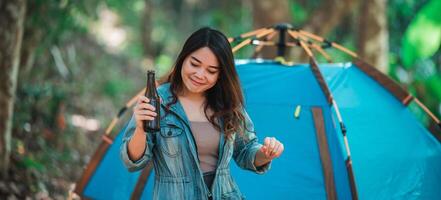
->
[[260, 137, 284, 160]]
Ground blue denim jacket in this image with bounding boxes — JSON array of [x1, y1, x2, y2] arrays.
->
[[120, 83, 271, 200]]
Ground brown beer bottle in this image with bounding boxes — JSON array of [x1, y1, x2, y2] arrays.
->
[[143, 70, 160, 132]]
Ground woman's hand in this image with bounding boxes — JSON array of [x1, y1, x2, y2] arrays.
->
[[133, 95, 158, 129], [260, 137, 284, 160]]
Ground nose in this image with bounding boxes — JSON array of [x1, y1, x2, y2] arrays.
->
[[194, 68, 205, 80]]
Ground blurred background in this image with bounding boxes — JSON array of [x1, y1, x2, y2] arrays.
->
[[0, 0, 440, 199]]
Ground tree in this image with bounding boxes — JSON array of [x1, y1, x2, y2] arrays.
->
[[141, 0, 155, 70], [294, 0, 357, 62], [303, 0, 357, 37], [357, 0, 389, 73], [250, 0, 291, 59], [0, 0, 27, 178]]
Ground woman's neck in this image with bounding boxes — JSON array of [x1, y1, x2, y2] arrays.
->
[[178, 90, 210, 122], [180, 89, 206, 103]]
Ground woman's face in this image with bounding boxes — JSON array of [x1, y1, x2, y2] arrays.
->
[[181, 47, 220, 96]]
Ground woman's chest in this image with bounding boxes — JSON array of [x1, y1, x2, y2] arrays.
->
[[178, 97, 214, 122], [155, 113, 232, 169]]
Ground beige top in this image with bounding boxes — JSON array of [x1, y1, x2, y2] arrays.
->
[[189, 121, 220, 172]]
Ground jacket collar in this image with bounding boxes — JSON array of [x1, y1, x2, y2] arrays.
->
[[158, 83, 224, 130], [157, 83, 229, 167], [157, 83, 190, 125]]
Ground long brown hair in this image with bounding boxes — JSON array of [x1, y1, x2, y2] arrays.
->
[[165, 27, 247, 140]]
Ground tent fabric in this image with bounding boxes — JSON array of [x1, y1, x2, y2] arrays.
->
[[78, 60, 441, 200], [320, 62, 441, 199]]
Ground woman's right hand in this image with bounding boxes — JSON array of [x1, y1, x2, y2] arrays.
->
[[134, 95, 158, 129]]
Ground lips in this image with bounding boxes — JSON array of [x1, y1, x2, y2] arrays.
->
[[190, 77, 204, 86]]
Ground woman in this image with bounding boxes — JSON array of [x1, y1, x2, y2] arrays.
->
[[120, 27, 284, 200]]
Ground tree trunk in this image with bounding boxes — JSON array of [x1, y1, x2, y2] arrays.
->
[[303, 0, 357, 37], [250, 0, 291, 59], [357, 0, 389, 73], [141, 0, 154, 70], [19, 28, 41, 76], [0, 0, 26, 178], [177, 0, 197, 39], [293, 0, 357, 62], [19, 0, 43, 77]]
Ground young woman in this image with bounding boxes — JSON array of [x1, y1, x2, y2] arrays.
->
[[120, 27, 284, 200]]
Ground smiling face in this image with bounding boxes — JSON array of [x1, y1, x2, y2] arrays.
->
[[181, 47, 220, 96], [168, 27, 245, 139]]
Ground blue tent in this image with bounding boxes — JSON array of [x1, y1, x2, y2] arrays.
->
[[74, 25, 441, 199], [74, 60, 441, 200]]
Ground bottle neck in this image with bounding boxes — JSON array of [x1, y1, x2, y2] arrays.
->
[[146, 73, 157, 96]]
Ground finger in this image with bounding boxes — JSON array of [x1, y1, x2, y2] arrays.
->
[[263, 148, 270, 158], [269, 137, 276, 151], [260, 145, 266, 153], [136, 110, 157, 117], [141, 96, 150, 103], [263, 138, 271, 157], [137, 103, 156, 111], [137, 115, 155, 121], [262, 146, 269, 155], [270, 142, 280, 157], [274, 143, 284, 158], [260, 145, 268, 156], [264, 137, 271, 147], [272, 143, 283, 158], [263, 145, 271, 158]]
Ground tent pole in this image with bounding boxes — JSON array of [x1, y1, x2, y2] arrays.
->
[[290, 30, 334, 62], [250, 40, 333, 63], [311, 44, 333, 63], [105, 89, 145, 135], [332, 100, 359, 200], [130, 161, 154, 199], [288, 29, 359, 200], [232, 28, 275, 53], [274, 23, 292, 57], [228, 27, 268, 43], [252, 31, 278, 58], [288, 30, 333, 104], [297, 30, 358, 58], [413, 98, 441, 129], [311, 107, 338, 200]]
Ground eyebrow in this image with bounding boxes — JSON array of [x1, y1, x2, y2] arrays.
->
[[191, 56, 220, 69]]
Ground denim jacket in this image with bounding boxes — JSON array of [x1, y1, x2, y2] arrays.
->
[[120, 83, 271, 200]]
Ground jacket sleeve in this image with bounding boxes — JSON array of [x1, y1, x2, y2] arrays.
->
[[233, 110, 271, 174], [120, 113, 155, 172]]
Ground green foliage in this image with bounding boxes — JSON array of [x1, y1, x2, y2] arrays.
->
[[155, 54, 174, 79], [29, 0, 100, 50], [6, 0, 441, 198], [387, 0, 441, 121], [426, 76, 441, 101], [401, 0, 441, 68], [103, 79, 133, 98], [290, 2, 308, 26], [19, 156, 45, 172]]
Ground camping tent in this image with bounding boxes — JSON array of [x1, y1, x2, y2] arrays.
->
[[73, 25, 441, 200]]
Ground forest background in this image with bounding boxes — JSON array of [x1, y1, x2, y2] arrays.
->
[[0, 0, 440, 198]]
